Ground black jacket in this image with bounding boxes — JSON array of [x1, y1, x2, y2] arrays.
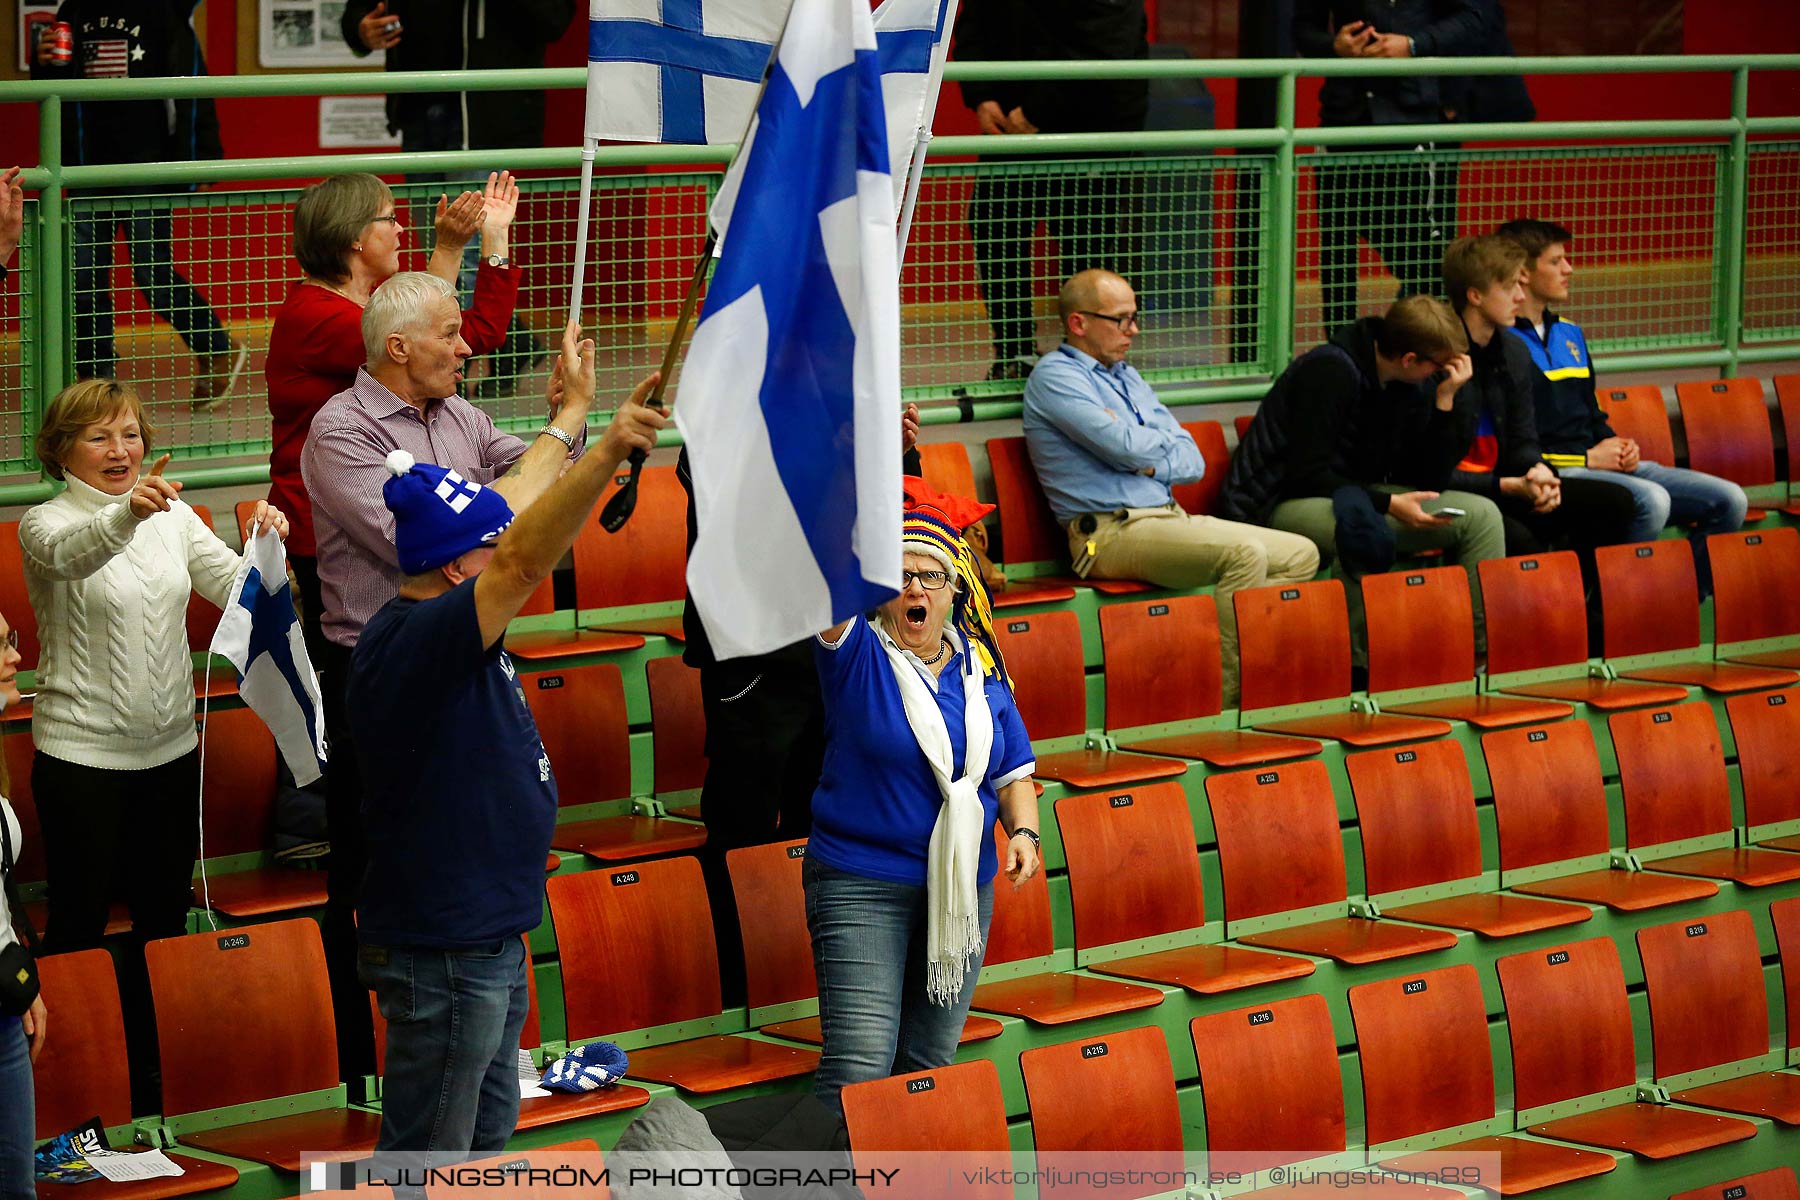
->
[[34, 0, 222, 169], [1446, 323, 1549, 498], [955, 0, 1149, 135], [1293, 0, 1486, 127], [341, 0, 574, 150], [1220, 318, 1466, 525]]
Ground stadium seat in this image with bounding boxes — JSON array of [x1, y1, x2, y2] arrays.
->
[[969, 822, 1163, 1025], [1361, 566, 1575, 727], [144, 918, 383, 1169], [1480, 721, 1718, 911], [1777, 897, 1800, 1062], [1494, 935, 1757, 1158], [3, 728, 136, 936], [571, 463, 689, 640], [1057, 781, 1315, 991], [546, 855, 817, 1092], [1348, 963, 1617, 1190], [533, 662, 707, 862], [1190, 992, 1462, 1196], [1232, 414, 1253, 441], [1098, 595, 1322, 766], [1345, 738, 1591, 937], [192, 705, 329, 916], [1205, 762, 1460, 965], [1170, 420, 1228, 516], [184, 503, 224, 660], [839, 1059, 1012, 1200], [0, 520, 39, 672], [1019, 1025, 1186, 1198], [1595, 385, 1678, 469], [1637, 908, 1800, 1124], [917, 440, 1075, 610], [1778, 373, 1800, 510], [1709, 527, 1800, 669], [985, 435, 1150, 594], [1595, 539, 1796, 692], [1479, 551, 1688, 709], [1670, 1169, 1800, 1200], [422, 1141, 603, 1200], [646, 653, 707, 818], [32, 949, 242, 1198], [1676, 377, 1779, 520], [1722, 689, 1800, 852], [725, 837, 1001, 1046], [993, 609, 1188, 788], [1610, 702, 1800, 886], [1235, 579, 1453, 745]]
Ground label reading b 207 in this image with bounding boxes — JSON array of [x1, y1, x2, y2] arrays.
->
[[907, 1077, 936, 1094], [1402, 979, 1428, 995], [1081, 1042, 1109, 1059]]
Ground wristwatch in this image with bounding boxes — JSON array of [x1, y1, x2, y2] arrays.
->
[[1009, 826, 1041, 849], [538, 424, 575, 451], [486, 254, 511, 269]]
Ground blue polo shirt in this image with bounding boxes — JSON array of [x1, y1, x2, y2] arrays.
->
[[348, 580, 557, 949], [809, 617, 1035, 888]]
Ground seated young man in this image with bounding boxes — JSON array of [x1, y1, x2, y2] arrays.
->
[[1219, 294, 1505, 646], [1439, 234, 1636, 564], [1497, 217, 1746, 590]]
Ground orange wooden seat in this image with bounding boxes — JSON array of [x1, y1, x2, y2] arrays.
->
[[1349, 963, 1617, 1193], [1345, 739, 1591, 937], [0, 520, 40, 672], [1236, 579, 1453, 745], [1638, 909, 1800, 1125], [183, 504, 226, 663], [1058, 780, 1315, 991], [1677, 377, 1778, 520], [1361, 566, 1574, 727], [1098, 595, 1321, 766], [1206, 761, 1459, 965], [1596, 539, 1796, 692], [1670, 1168, 1800, 1200], [1724, 689, 1800, 852], [1776, 897, 1800, 1058], [1709, 526, 1800, 669], [969, 822, 1163, 1025], [1170, 420, 1229, 517], [994, 609, 1186, 788], [840, 1059, 1012, 1200], [1480, 721, 1718, 912], [1190, 993, 1460, 1197], [1020, 1025, 1186, 1200], [144, 919, 383, 1169], [914, 441, 1080, 609], [1479, 551, 1689, 709], [421, 1141, 604, 1200], [1596, 385, 1678, 469], [1611, 702, 1800, 886], [193, 705, 329, 916], [1232, 414, 1254, 441], [7, 728, 133, 936], [33, 949, 241, 1198], [1778, 373, 1800, 512], [1495, 934, 1756, 1158], [532, 662, 706, 862], [547, 855, 817, 1092], [646, 653, 708, 798], [569, 464, 691, 633], [985, 435, 1151, 595]]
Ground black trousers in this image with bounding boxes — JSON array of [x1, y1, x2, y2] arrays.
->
[[696, 650, 825, 1007], [317, 637, 375, 1081], [32, 747, 200, 1113], [1315, 144, 1460, 333]]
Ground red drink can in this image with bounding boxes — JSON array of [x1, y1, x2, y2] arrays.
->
[[47, 22, 74, 67]]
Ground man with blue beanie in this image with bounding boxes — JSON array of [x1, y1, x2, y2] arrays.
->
[[347, 330, 665, 1158]]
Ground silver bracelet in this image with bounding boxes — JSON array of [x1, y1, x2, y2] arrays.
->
[[538, 424, 576, 451]]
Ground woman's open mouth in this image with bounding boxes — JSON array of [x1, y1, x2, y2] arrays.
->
[[102, 465, 130, 481], [905, 604, 928, 629]]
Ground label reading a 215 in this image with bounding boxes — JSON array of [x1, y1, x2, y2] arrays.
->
[[1081, 1042, 1109, 1059], [1546, 950, 1571, 966], [1402, 979, 1428, 995], [908, 1077, 936, 1094], [611, 870, 640, 886], [1248, 1009, 1274, 1026]]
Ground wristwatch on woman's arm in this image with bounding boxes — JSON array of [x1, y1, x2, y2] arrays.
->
[[1009, 826, 1041, 850]]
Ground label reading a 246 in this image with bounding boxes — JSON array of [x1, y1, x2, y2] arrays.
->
[[217, 933, 250, 951]]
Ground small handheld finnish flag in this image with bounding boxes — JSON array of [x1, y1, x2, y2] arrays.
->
[[210, 532, 328, 786]]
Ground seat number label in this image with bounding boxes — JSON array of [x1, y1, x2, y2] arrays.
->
[[1148, 604, 1170, 616], [1724, 1187, 1748, 1200], [1636, 546, 1653, 557], [908, 1077, 936, 1094], [1403, 979, 1428, 995], [1008, 621, 1029, 633], [1406, 575, 1425, 586], [611, 871, 640, 886], [1520, 560, 1539, 571], [1546, 950, 1570, 966], [787, 845, 806, 859], [1653, 711, 1673, 723], [1256, 772, 1279, 785], [217, 933, 250, 951], [1248, 1009, 1274, 1026], [1394, 750, 1416, 763], [1528, 730, 1548, 742], [1748, 535, 1763, 545], [1280, 589, 1300, 600], [538, 676, 564, 689], [1686, 923, 1707, 937], [1771, 694, 1787, 706], [1081, 1042, 1109, 1058]]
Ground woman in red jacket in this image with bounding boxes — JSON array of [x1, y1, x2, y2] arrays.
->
[[264, 169, 520, 658]]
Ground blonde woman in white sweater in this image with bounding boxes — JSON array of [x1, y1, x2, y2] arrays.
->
[[21, 380, 288, 984]]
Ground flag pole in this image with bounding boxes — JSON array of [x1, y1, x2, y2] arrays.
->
[[568, 137, 598, 323], [895, 0, 954, 260]]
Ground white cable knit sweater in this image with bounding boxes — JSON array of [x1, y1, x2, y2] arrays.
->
[[20, 475, 240, 770]]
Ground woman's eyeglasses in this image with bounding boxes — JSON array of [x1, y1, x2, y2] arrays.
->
[[1, 629, 18, 652], [901, 569, 952, 591]]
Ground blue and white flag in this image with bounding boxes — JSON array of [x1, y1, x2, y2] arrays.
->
[[210, 531, 327, 786], [676, 0, 902, 660]]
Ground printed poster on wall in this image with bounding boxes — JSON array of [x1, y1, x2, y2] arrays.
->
[[259, 0, 383, 69]]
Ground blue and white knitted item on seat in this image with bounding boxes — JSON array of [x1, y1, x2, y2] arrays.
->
[[541, 1041, 629, 1092]]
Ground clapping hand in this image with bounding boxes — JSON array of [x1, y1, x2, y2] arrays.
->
[[434, 189, 485, 250]]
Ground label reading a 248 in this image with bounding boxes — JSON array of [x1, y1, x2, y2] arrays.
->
[[611, 870, 640, 886]]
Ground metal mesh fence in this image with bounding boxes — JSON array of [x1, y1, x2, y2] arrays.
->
[[1745, 141, 1800, 344], [1292, 143, 1723, 354], [0, 198, 34, 473]]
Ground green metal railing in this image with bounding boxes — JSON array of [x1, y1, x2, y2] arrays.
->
[[0, 53, 1794, 500]]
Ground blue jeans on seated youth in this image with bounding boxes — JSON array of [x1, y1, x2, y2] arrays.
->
[[358, 938, 530, 1156], [1558, 461, 1747, 592], [803, 856, 994, 1112], [0, 1015, 32, 1200]]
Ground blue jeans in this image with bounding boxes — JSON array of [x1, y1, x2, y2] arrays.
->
[[358, 938, 529, 1155], [0, 1016, 32, 1200], [803, 856, 993, 1112], [1559, 461, 1747, 591], [71, 199, 232, 379]]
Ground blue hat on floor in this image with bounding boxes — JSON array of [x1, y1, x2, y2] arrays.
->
[[382, 449, 515, 574], [542, 1041, 629, 1092]]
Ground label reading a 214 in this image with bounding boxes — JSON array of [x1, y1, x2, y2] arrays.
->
[[908, 1077, 936, 1094]]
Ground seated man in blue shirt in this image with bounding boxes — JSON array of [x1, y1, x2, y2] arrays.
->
[[348, 326, 665, 1159], [1023, 269, 1319, 704], [1497, 218, 1746, 593]]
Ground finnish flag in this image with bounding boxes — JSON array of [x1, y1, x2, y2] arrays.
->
[[676, 0, 902, 660], [210, 532, 328, 786]]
